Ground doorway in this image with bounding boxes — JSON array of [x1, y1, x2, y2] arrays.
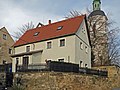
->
[[22, 57, 29, 70]]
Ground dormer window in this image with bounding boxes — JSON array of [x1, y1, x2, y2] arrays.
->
[[34, 32, 39, 36], [57, 26, 63, 30]]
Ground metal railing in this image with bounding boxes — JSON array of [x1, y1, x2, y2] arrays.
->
[[0, 64, 12, 73], [0, 65, 5, 72], [17, 64, 48, 72], [16, 61, 108, 77], [79, 67, 108, 77]]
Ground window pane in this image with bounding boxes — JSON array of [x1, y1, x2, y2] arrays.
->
[[9, 49, 12, 54], [85, 46, 88, 53], [26, 46, 30, 52], [60, 39, 65, 47], [3, 34, 7, 40], [58, 59, 64, 62], [80, 42, 83, 49], [47, 42, 51, 49]]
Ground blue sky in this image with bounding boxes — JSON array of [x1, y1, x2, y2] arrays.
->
[[0, 0, 120, 35]]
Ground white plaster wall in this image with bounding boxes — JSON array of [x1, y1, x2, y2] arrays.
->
[[75, 19, 91, 68]]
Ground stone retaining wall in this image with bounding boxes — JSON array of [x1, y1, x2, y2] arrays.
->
[[13, 71, 120, 90]]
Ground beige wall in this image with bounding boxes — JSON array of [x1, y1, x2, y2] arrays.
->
[[12, 35, 76, 72], [0, 27, 14, 64], [75, 19, 91, 68]]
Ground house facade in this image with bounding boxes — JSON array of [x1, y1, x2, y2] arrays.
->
[[0, 27, 14, 64], [12, 15, 91, 72]]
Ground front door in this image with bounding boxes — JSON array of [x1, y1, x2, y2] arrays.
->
[[22, 57, 29, 70]]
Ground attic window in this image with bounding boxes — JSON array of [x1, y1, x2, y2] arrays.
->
[[57, 26, 63, 30], [34, 32, 39, 36]]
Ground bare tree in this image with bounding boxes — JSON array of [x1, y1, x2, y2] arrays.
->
[[14, 21, 34, 39], [65, 10, 120, 66]]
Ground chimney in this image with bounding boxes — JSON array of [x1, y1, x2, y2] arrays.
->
[[49, 20, 51, 24]]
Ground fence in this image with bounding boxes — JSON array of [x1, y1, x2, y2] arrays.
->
[[0, 64, 5, 72], [17, 64, 48, 72], [16, 61, 108, 77], [79, 67, 108, 77], [47, 61, 79, 73], [0, 63, 12, 73]]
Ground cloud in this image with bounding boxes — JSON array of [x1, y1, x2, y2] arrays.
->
[[0, 0, 120, 37], [0, 0, 64, 35]]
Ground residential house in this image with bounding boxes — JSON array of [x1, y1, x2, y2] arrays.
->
[[0, 27, 14, 64], [11, 15, 91, 72]]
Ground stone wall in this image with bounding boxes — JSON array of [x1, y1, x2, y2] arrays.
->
[[93, 65, 120, 77], [0, 73, 6, 87], [13, 70, 120, 90]]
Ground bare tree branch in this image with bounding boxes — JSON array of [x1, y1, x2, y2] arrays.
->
[[14, 21, 34, 40]]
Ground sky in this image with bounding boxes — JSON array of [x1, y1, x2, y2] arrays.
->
[[0, 0, 120, 37]]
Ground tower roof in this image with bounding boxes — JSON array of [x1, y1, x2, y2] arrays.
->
[[88, 10, 106, 18], [94, 0, 101, 2]]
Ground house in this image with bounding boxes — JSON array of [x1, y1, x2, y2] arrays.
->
[[0, 27, 14, 64], [11, 15, 91, 72]]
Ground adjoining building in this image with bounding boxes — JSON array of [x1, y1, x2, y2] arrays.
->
[[11, 15, 91, 72], [0, 27, 14, 64]]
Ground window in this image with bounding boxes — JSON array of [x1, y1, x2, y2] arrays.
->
[[34, 32, 40, 36], [58, 59, 64, 62], [3, 60, 6, 64], [26, 46, 30, 52], [16, 58, 19, 65], [60, 39, 65, 47], [80, 61, 82, 67], [85, 64, 87, 68], [3, 34, 7, 40], [80, 42, 83, 49], [47, 42, 52, 49], [85, 46, 88, 53], [9, 48, 12, 54], [57, 26, 63, 30]]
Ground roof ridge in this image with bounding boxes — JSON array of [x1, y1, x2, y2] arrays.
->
[[28, 15, 85, 32]]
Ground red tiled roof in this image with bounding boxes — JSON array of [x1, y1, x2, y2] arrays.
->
[[14, 15, 85, 47]]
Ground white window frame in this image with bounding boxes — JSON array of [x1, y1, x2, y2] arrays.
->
[[85, 46, 88, 53], [60, 39, 65, 47], [58, 57, 65, 62], [47, 41, 52, 49], [26, 46, 30, 52], [3, 34, 7, 40], [80, 42, 83, 50]]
